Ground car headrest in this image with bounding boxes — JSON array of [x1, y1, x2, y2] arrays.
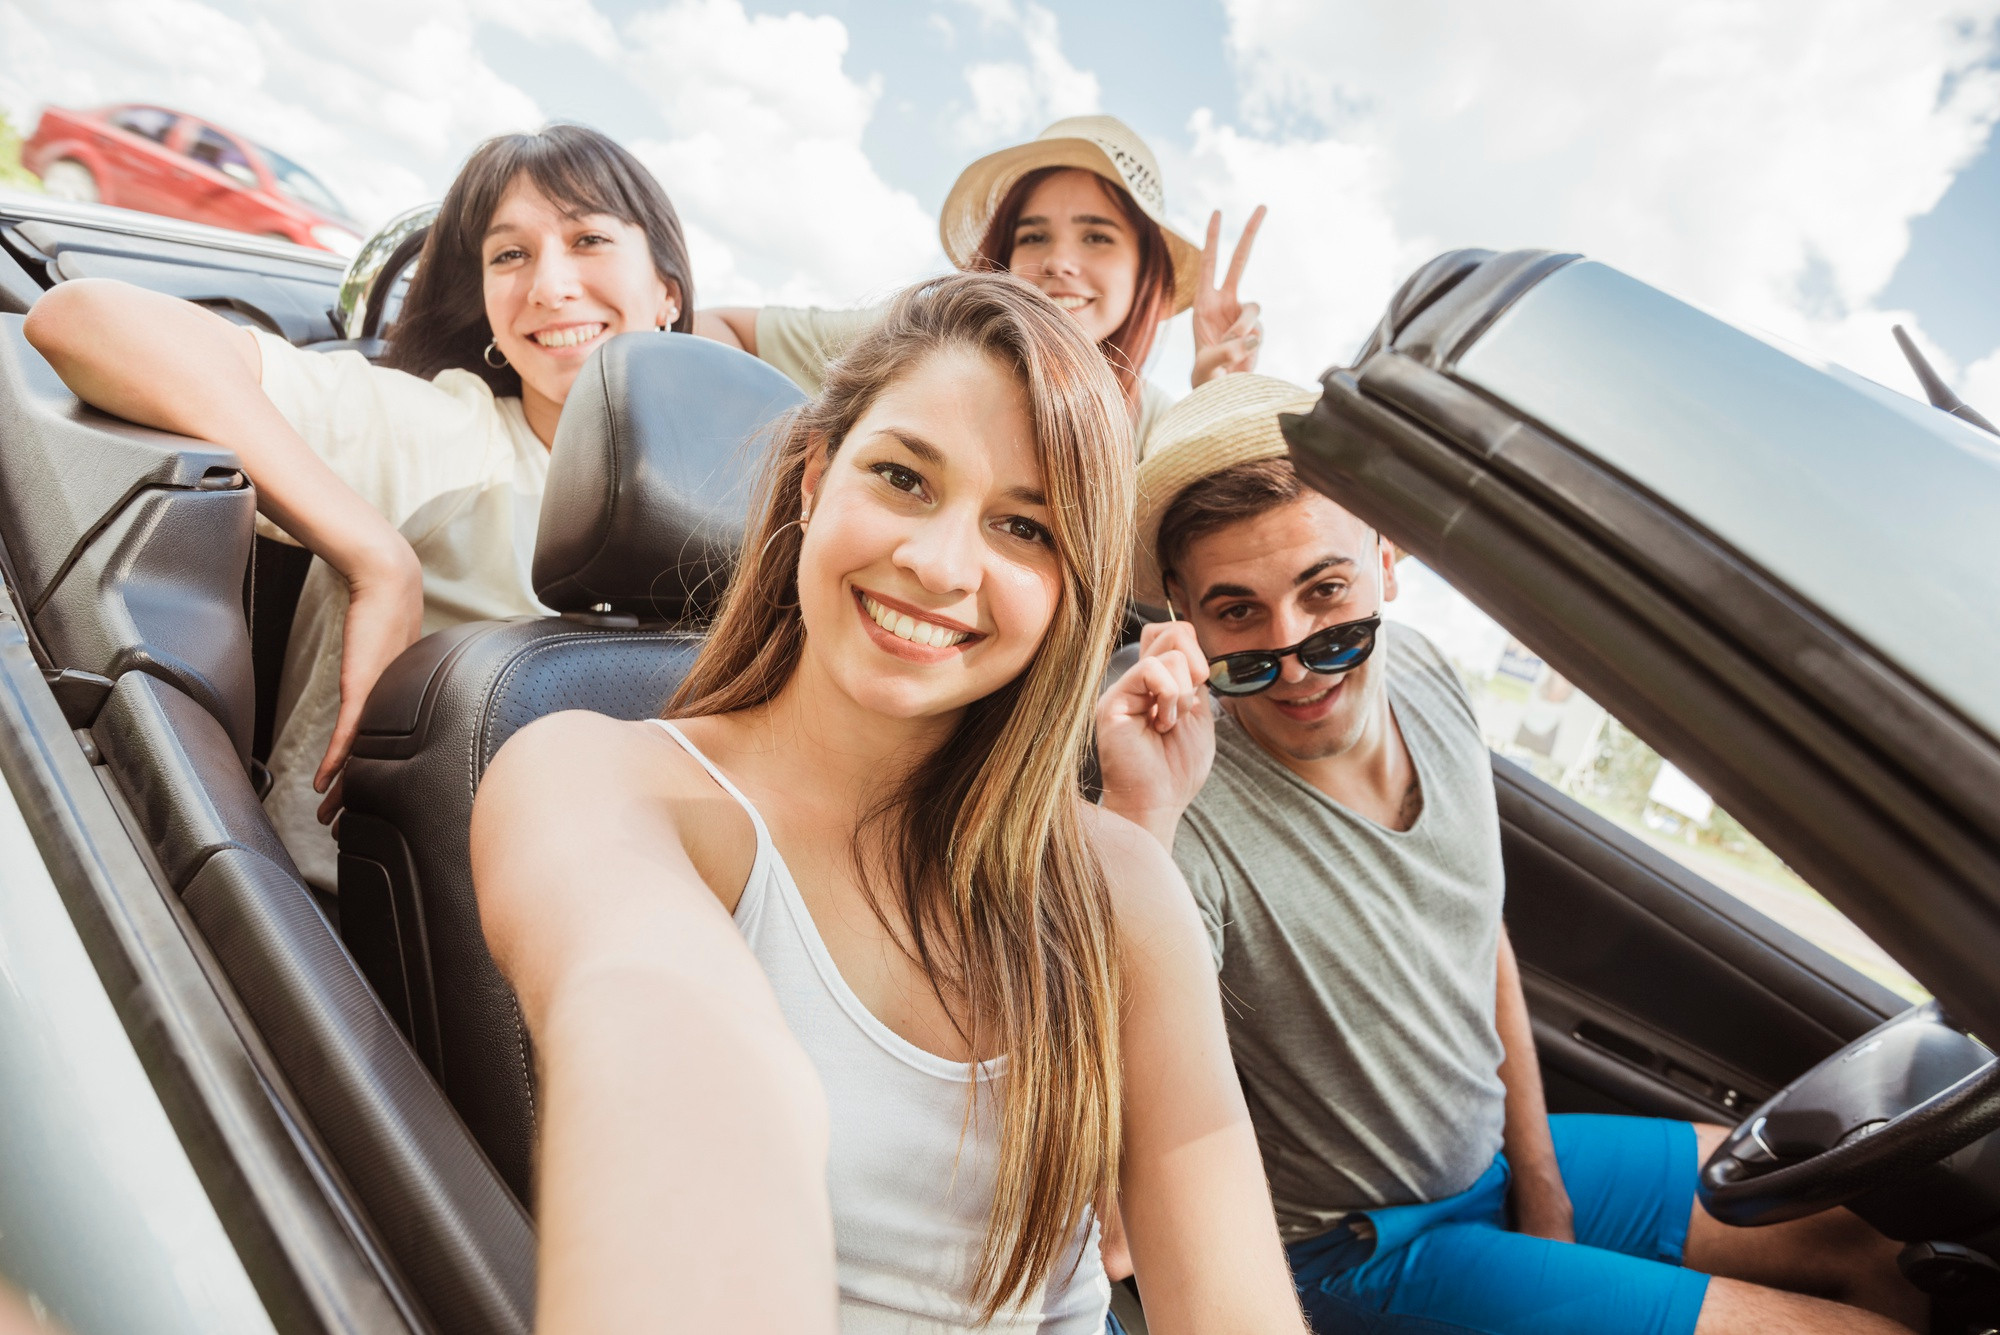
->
[[534, 331, 806, 619]]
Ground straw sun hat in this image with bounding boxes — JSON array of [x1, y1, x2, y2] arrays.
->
[[1131, 374, 1323, 606], [939, 115, 1205, 315]]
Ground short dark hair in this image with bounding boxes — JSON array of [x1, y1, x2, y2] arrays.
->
[[1155, 457, 1304, 595], [385, 123, 695, 395]]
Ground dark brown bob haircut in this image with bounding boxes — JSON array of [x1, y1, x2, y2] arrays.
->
[[972, 165, 1174, 411], [1155, 457, 1305, 598], [385, 123, 695, 396]]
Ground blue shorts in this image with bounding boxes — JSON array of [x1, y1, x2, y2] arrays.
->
[[1286, 1114, 1710, 1335]]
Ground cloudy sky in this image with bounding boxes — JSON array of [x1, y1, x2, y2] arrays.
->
[[5, 0, 1999, 409]]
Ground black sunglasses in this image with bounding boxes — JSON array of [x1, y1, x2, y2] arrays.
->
[[1205, 614, 1383, 697]]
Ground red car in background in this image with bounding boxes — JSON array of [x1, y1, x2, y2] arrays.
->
[[22, 103, 362, 256]]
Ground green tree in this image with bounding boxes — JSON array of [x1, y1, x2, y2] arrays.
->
[[0, 112, 43, 191]]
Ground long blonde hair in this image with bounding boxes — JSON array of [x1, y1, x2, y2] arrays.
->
[[669, 272, 1136, 1316]]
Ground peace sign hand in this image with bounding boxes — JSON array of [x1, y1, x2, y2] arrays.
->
[[1191, 205, 1267, 387]]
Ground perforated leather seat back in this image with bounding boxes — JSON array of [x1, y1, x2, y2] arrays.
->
[[342, 622, 702, 1197], [339, 332, 805, 1202]]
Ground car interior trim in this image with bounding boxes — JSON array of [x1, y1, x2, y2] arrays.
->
[[0, 597, 415, 1334]]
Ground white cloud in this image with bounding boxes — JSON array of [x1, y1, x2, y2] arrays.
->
[[1210, 0, 2000, 391], [0, 0, 939, 309], [0, 0, 559, 225], [1957, 344, 2000, 418], [621, 0, 941, 307], [474, 0, 620, 61], [950, 2, 1099, 149], [11, 0, 1997, 409], [953, 0, 1022, 30], [1158, 109, 1437, 388]]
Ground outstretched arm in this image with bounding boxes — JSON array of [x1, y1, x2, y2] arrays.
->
[[1093, 812, 1306, 1334], [24, 278, 423, 805], [472, 712, 837, 1334]]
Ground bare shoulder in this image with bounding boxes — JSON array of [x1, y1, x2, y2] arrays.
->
[[476, 711, 759, 916], [483, 708, 657, 792], [1078, 803, 1208, 963], [475, 711, 725, 840]]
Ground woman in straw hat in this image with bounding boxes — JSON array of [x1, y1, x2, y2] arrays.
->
[[695, 115, 1265, 458]]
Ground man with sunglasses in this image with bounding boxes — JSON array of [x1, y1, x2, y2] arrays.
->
[[1094, 377, 1921, 1335]]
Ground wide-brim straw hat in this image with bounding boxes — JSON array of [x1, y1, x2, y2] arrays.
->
[[1132, 374, 1323, 606], [940, 115, 1205, 316]]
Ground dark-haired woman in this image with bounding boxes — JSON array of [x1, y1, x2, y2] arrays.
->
[[696, 115, 1264, 458], [25, 122, 695, 893]]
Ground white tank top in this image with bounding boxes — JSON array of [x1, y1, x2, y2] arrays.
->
[[652, 721, 1110, 1334]]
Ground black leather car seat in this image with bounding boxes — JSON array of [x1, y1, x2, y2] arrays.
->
[[338, 331, 804, 1205], [0, 315, 536, 1334]]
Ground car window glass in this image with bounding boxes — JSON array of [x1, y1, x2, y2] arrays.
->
[[111, 107, 176, 144], [1388, 557, 1928, 1002], [185, 127, 252, 179], [255, 145, 345, 216]]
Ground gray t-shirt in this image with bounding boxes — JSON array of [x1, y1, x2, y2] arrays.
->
[[1174, 624, 1507, 1241]]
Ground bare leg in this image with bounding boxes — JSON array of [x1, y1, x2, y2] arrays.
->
[[1682, 1123, 1926, 1331], [1695, 1276, 1916, 1334]]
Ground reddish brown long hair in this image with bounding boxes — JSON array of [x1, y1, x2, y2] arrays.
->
[[668, 272, 1134, 1319], [974, 166, 1174, 411]]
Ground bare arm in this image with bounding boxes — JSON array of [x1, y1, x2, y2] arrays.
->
[[692, 307, 760, 354], [1495, 925, 1573, 1241], [1095, 811, 1305, 1334], [472, 712, 837, 1334], [23, 278, 423, 799]]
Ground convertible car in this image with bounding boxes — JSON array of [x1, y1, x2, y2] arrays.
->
[[0, 195, 1994, 1335]]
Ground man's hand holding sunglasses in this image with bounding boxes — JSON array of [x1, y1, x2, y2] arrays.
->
[[1095, 621, 1217, 852]]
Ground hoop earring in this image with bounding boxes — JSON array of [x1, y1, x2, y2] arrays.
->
[[483, 340, 507, 369], [759, 517, 804, 611]]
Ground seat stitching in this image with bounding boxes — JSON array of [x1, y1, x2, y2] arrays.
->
[[469, 631, 698, 800], [514, 1000, 536, 1125]]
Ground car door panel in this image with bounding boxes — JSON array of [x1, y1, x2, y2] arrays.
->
[[1496, 753, 1902, 1123]]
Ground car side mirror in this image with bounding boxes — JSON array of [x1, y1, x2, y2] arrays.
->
[[221, 162, 256, 189]]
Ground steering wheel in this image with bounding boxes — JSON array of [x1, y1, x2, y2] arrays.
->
[[1700, 1001, 2000, 1226]]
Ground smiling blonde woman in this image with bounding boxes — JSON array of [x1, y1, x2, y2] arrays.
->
[[473, 273, 1307, 1334]]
